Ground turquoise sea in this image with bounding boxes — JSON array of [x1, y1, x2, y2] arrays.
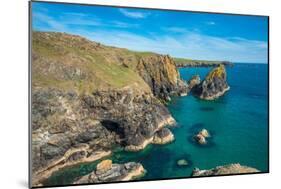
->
[[46, 63, 269, 186]]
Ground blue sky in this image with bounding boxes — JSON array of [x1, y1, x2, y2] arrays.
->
[[32, 2, 268, 63]]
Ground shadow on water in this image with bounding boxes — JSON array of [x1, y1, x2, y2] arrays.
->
[[199, 107, 215, 112], [187, 135, 216, 148]]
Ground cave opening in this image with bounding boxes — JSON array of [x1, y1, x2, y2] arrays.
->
[[100, 120, 126, 145]]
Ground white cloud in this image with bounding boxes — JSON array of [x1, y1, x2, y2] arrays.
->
[[33, 11, 267, 63], [76, 29, 267, 63], [163, 27, 190, 33], [119, 9, 149, 19]]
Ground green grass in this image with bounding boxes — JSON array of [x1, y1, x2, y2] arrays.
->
[[32, 32, 150, 94]]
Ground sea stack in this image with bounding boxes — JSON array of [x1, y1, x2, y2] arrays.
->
[[193, 64, 230, 100]]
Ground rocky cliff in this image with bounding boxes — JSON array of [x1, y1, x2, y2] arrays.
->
[[31, 32, 185, 186], [136, 55, 188, 100], [193, 64, 230, 100]]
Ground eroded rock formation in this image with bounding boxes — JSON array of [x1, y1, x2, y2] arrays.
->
[[193, 64, 230, 100], [31, 32, 185, 186]]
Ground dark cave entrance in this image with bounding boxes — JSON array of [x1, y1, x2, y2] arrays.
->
[[100, 120, 126, 145]]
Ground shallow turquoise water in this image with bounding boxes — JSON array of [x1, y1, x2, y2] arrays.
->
[[46, 63, 269, 185]]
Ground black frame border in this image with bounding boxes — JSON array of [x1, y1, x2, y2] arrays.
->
[[28, 1, 270, 188]]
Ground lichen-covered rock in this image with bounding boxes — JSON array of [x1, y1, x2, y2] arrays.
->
[[73, 162, 146, 184], [192, 163, 259, 176], [136, 55, 188, 100], [193, 64, 230, 100]]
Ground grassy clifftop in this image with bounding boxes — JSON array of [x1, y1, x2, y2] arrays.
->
[[173, 57, 232, 67], [32, 32, 152, 94], [32, 31, 185, 99]]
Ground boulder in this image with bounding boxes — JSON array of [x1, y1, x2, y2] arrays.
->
[[199, 129, 210, 138], [193, 129, 210, 145]]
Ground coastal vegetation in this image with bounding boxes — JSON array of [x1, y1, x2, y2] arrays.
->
[[31, 31, 258, 187], [173, 57, 233, 67]]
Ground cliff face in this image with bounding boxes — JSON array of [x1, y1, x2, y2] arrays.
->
[[136, 55, 187, 100], [193, 64, 230, 100], [31, 32, 183, 186]]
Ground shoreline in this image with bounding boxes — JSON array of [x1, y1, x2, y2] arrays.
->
[[125, 116, 176, 151], [199, 86, 230, 100], [32, 147, 111, 187]]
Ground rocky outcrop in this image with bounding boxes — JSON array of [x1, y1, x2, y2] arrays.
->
[[83, 89, 176, 151], [31, 32, 181, 186], [192, 163, 259, 176], [31, 87, 175, 186], [193, 64, 230, 100], [187, 75, 201, 93], [193, 129, 210, 145], [136, 55, 188, 101], [73, 160, 146, 184], [152, 128, 175, 145]]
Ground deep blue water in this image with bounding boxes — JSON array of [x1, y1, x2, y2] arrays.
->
[[46, 63, 269, 185]]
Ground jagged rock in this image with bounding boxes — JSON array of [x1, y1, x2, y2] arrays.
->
[[136, 54, 188, 100], [192, 163, 259, 176], [187, 75, 201, 91], [194, 129, 210, 145], [73, 162, 146, 184], [177, 159, 188, 166], [193, 64, 230, 100], [153, 128, 175, 144]]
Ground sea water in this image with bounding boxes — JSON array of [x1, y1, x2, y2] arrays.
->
[[46, 63, 269, 185]]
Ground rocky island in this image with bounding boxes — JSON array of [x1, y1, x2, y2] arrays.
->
[[31, 32, 188, 186], [193, 64, 230, 100], [192, 163, 260, 176]]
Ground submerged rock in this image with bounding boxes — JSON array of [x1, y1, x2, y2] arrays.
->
[[73, 161, 146, 184], [193, 64, 230, 100], [192, 163, 260, 176], [177, 159, 189, 166]]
